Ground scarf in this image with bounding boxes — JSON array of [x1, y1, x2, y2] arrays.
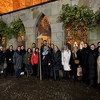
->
[[42, 48, 49, 56]]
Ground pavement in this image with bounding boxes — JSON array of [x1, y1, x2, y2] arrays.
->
[[0, 76, 100, 100]]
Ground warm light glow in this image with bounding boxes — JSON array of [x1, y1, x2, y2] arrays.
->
[[0, 0, 50, 14], [38, 16, 51, 49], [66, 27, 88, 49]]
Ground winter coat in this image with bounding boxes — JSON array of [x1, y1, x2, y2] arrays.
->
[[31, 52, 39, 65], [21, 49, 26, 63], [5, 50, 14, 64], [72, 50, 81, 65], [97, 55, 100, 84], [52, 50, 62, 70], [88, 50, 98, 81], [62, 50, 71, 71], [24, 52, 32, 65], [42, 52, 51, 66], [13, 51, 23, 70], [81, 48, 89, 67], [0, 51, 5, 65]]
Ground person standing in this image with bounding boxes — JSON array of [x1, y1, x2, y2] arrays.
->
[[52, 45, 62, 81], [50, 43, 54, 77], [88, 44, 98, 87], [6, 45, 14, 76], [0, 46, 5, 76], [13, 46, 23, 78], [20, 45, 26, 75], [32, 43, 36, 53], [31, 48, 39, 76], [72, 46, 81, 82], [24, 48, 32, 78], [81, 43, 90, 83], [41, 45, 51, 80], [97, 46, 100, 84], [62, 45, 71, 80]]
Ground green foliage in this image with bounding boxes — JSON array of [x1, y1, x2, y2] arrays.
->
[[59, 4, 100, 40], [10, 19, 25, 37], [0, 19, 25, 43]]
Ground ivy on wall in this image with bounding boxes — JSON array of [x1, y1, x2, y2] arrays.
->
[[59, 4, 100, 40], [0, 19, 25, 45]]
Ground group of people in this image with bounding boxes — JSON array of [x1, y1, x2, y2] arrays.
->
[[0, 40, 100, 88]]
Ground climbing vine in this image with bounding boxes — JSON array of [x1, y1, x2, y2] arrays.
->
[[0, 19, 25, 45], [59, 4, 100, 40]]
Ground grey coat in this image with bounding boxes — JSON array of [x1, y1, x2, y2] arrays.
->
[[13, 51, 22, 70]]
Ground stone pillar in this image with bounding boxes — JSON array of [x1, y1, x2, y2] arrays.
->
[[51, 22, 65, 50], [25, 27, 35, 50], [88, 27, 100, 46]]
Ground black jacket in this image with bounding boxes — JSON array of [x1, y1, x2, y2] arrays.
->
[[88, 49, 98, 80], [0, 51, 5, 65], [52, 50, 62, 70], [81, 48, 90, 66], [42, 52, 51, 66]]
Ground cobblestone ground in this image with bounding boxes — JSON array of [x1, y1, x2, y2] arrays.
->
[[0, 76, 100, 100]]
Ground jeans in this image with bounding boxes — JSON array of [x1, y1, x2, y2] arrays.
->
[[15, 69, 21, 78]]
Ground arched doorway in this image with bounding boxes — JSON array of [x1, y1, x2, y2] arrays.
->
[[37, 14, 51, 49], [66, 27, 88, 49], [17, 20, 26, 47]]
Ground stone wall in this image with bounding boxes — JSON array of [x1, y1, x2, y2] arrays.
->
[[0, 0, 100, 50]]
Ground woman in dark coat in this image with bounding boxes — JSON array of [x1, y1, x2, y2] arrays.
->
[[13, 46, 23, 78], [81, 43, 90, 83], [20, 45, 26, 74], [52, 45, 62, 81], [72, 46, 81, 82], [88, 44, 98, 87], [6, 45, 14, 76], [41, 45, 51, 80]]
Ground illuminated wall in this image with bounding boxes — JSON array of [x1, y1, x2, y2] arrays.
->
[[0, 0, 49, 14]]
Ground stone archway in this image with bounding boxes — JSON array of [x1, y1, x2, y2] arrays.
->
[[36, 13, 51, 49]]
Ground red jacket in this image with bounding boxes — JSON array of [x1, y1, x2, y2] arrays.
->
[[31, 52, 39, 65]]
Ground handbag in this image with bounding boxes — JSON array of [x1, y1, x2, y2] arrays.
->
[[77, 66, 82, 76], [75, 60, 80, 64]]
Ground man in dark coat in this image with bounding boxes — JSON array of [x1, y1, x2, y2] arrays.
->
[[52, 45, 62, 80], [42, 45, 51, 80], [81, 43, 90, 83], [6, 45, 14, 76], [88, 44, 98, 87]]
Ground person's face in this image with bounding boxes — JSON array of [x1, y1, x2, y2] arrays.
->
[[43, 41, 47, 45], [32, 44, 36, 48], [51, 45, 54, 49], [98, 43, 100, 47], [84, 44, 87, 48], [10, 46, 13, 50], [7, 46, 9, 49], [91, 45, 95, 51], [18, 47, 21, 51], [64, 46, 67, 50], [36, 49, 39, 53], [44, 46, 47, 50], [54, 46, 58, 51], [98, 48, 100, 53], [28, 49, 31, 53], [21, 46, 24, 50]]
